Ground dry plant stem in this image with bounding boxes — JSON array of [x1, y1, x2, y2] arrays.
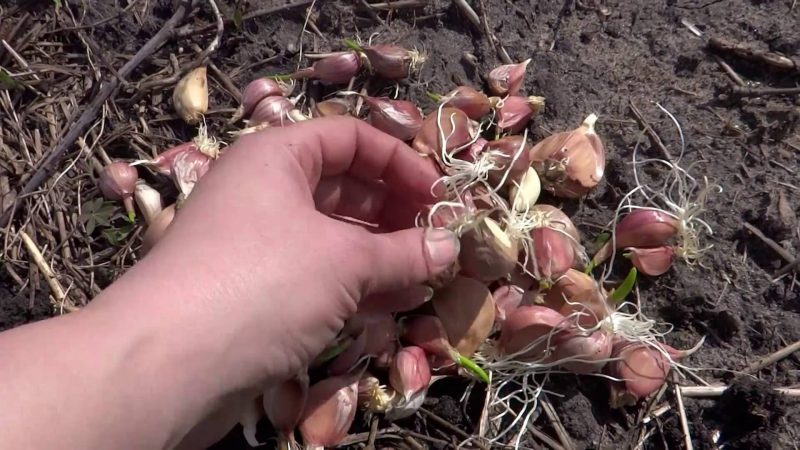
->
[[478, 0, 512, 64], [19, 230, 77, 313], [732, 86, 800, 97], [541, 397, 575, 450], [199, 0, 223, 61], [775, 259, 800, 278], [744, 339, 800, 374], [418, 408, 489, 450], [673, 383, 693, 450], [528, 425, 567, 450], [367, 0, 429, 9], [742, 222, 796, 263], [713, 55, 745, 86], [707, 36, 798, 72], [628, 101, 675, 163], [452, 0, 481, 29], [0, 0, 192, 227], [680, 386, 800, 397], [364, 416, 379, 450], [177, 0, 315, 36]]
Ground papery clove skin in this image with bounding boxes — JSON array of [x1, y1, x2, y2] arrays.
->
[[499, 305, 566, 359], [134, 180, 163, 226], [627, 246, 676, 276], [529, 113, 605, 198], [553, 329, 613, 374], [141, 204, 175, 255], [487, 135, 533, 185], [389, 346, 432, 401], [250, 96, 295, 127], [532, 204, 581, 243], [173, 66, 208, 124], [294, 52, 362, 84], [299, 375, 359, 449], [363, 96, 423, 141], [529, 227, 576, 282], [459, 216, 519, 282], [412, 107, 477, 157], [441, 86, 497, 120], [171, 149, 212, 198], [239, 396, 264, 448], [492, 285, 525, 323], [488, 59, 531, 96], [263, 372, 309, 448], [312, 98, 351, 118], [242, 77, 292, 116], [362, 45, 424, 79], [592, 209, 679, 266], [134, 142, 198, 176], [496, 96, 546, 133], [431, 276, 496, 356], [99, 162, 138, 221]]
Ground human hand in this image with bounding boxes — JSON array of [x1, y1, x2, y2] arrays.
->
[[111, 116, 459, 388]]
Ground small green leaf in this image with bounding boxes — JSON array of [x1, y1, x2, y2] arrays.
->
[[456, 353, 490, 383], [232, 9, 243, 30], [342, 38, 364, 52], [610, 267, 637, 304], [594, 232, 611, 247], [53, 0, 62, 7], [0, 68, 21, 90], [102, 223, 134, 246], [426, 91, 443, 102]]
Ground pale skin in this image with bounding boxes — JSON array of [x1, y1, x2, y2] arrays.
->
[[0, 117, 460, 449]]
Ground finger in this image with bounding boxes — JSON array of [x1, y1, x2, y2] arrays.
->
[[358, 285, 435, 314], [315, 176, 425, 230], [288, 117, 443, 203], [350, 227, 460, 295]]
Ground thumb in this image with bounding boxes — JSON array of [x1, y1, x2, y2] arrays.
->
[[357, 228, 460, 294]]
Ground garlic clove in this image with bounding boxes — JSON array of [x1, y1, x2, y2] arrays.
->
[[173, 66, 208, 125], [499, 305, 566, 360], [440, 86, 494, 120], [311, 98, 351, 118], [488, 59, 531, 96], [141, 204, 176, 255], [99, 162, 138, 222], [459, 216, 519, 282], [592, 210, 679, 266], [362, 45, 425, 79], [263, 372, 308, 446], [389, 346, 431, 401], [250, 96, 295, 127], [412, 107, 477, 157], [363, 96, 423, 141], [543, 268, 610, 327], [608, 342, 671, 402], [496, 96, 545, 133], [492, 284, 526, 324], [242, 77, 292, 116], [529, 227, 576, 282], [553, 329, 613, 374], [530, 114, 605, 198], [299, 375, 359, 448], [431, 276, 495, 357], [133, 180, 163, 226], [170, 148, 212, 198], [509, 166, 542, 212], [626, 246, 676, 276], [294, 52, 362, 84], [531, 204, 581, 243], [400, 315, 454, 362]]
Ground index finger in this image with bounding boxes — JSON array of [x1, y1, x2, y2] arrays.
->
[[289, 117, 442, 204]]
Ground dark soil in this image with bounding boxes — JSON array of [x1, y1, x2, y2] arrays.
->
[[2, 0, 800, 449]]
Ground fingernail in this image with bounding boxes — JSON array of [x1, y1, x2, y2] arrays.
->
[[424, 228, 460, 272]]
